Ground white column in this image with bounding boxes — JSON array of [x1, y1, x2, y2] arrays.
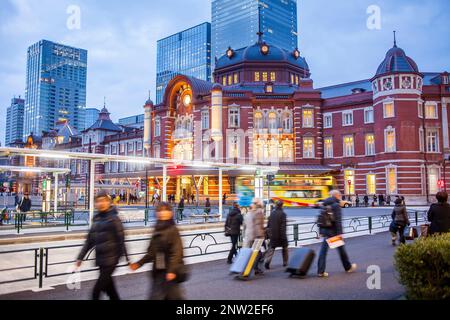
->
[[442, 99, 449, 150], [89, 160, 96, 226], [219, 169, 223, 220], [53, 173, 58, 212], [162, 165, 168, 202]]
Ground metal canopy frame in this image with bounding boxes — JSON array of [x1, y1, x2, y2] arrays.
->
[[0, 147, 279, 225]]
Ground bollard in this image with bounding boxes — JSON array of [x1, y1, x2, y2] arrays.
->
[[293, 224, 299, 246], [368, 216, 373, 235]]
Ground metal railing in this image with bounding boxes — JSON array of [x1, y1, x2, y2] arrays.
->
[[0, 210, 428, 289], [0, 210, 76, 234]]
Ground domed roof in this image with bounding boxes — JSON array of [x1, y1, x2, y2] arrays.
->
[[215, 42, 309, 71], [375, 44, 419, 76]]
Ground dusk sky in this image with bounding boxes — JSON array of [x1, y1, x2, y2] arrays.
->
[[0, 0, 449, 144]]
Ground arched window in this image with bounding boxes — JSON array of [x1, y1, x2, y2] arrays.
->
[[268, 112, 278, 130], [254, 112, 264, 129]]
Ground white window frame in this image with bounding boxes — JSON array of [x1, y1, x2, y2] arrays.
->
[[418, 101, 424, 118], [303, 137, 315, 159], [365, 133, 376, 156], [364, 107, 374, 124], [343, 135, 355, 157], [366, 174, 377, 195], [228, 135, 241, 159], [384, 127, 396, 153], [201, 110, 210, 130], [426, 129, 439, 153], [228, 107, 240, 128], [302, 108, 314, 128], [324, 137, 333, 159], [342, 111, 353, 127], [383, 101, 395, 118], [425, 102, 438, 119], [323, 113, 333, 129], [154, 117, 161, 137]]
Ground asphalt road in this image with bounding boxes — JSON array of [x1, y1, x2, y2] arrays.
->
[[0, 232, 405, 300]]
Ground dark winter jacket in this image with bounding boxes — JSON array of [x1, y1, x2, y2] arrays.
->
[[267, 207, 288, 247], [427, 202, 450, 235], [225, 207, 243, 236], [137, 220, 184, 278], [77, 206, 128, 267], [321, 197, 343, 236], [19, 197, 32, 212], [391, 204, 410, 227]]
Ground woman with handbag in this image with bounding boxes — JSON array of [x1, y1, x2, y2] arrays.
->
[[130, 202, 186, 300], [225, 202, 243, 264], [390, 198, 410, 245]]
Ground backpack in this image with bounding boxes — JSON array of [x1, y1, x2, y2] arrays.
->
[[317, 205, 335, 229]]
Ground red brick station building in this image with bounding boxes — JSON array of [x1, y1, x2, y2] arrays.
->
[[9, 37, 450, 205]]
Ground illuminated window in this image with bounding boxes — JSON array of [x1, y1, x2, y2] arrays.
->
[[228, 135, 240, 159], [281, 139, 294, 162], [265, 84, 273, 93], [426, 130, 439, 153], [386, 167, 397, 195], [222, 76, 227, 86], [344, 170, 355, 195], [254, 112, 263, 129], [270, 72, 276, 82], [302, 109, 314, 128], [268, 112, 278, 130], [364, 107, 374, 124], [384, 127, 396, 152], [324, 137, 333, 158], [367, 174, 376, 195], [383, 102, 395, 118], [233, 73, 239, 84], [428, 167, 439, 194], [343, 135, 354, 157], [303, 137, 314, 158], [342, 111, 353, 126], [365, 134, 375, 156], [425, 102, 438, 119], [295, 75, 299, 85], [290, 73, 295, 84], [228, 75, 233, 86], [262, 72, 268, 82], [323, 113, 332, 128], [254, 72, 260, 82]]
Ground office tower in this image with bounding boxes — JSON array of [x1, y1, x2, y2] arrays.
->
[[84, 108, 100, 129], [23, 40, 87, 139], [212, 0, 298, 61], [119, 114, 145, 129], [156, 22, 211, 104], [5, 97, 25, 146]]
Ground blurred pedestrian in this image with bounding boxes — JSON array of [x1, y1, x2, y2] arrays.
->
[[177, 197, 185, 221], [222, 193, 228, 206], [364, 195, 369, 207], [204, 198, 211, 214], [191, 194, 195, 205], [373, 194, 378, 207], [246, 199, 265, 274], [225, 202, 243, 264], [355, 195, 360, 207], [317, 190, 357, 278], [264, 201, 288, 269], [386, 195, 391, 206], [427, 191, 450, 235], [130, 202, 186, 300], [18, 193, 32, 222], [390, 198, 410, 245], [76, 191, 128, 300]]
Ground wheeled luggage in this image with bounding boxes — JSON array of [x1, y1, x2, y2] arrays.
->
[[404, 226, 418, 241], [286, 247, 315, 277], [230, 239, 264, 280]]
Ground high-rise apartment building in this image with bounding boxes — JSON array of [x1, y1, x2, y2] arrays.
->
[[5, 97, 25, 146]]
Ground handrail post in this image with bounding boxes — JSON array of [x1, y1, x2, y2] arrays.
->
[[144, 209, 148, 226], [38, 248, 44, 288], [293, 224, 299, 246], [368, 216, 373, 235]]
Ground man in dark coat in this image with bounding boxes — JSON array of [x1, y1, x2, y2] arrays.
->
[[177, 197, 185, 221], [18, 193, 32, 222], [317, 190, 357, 277], [427, 191, 450, 235], [131, 202, 185, 300], [225, 202, 243, 264], [264, 201, 288, 269], [76, 191, 128, 300]]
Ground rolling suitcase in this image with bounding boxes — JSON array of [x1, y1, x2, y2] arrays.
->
[[286, 247, 315, 277], [230, 239, 264, 280]]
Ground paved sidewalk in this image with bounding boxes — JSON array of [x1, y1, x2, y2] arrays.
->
[[0, 232, 405, 300]]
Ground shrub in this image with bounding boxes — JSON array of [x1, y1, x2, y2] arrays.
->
[[394, 233, 450, 300]]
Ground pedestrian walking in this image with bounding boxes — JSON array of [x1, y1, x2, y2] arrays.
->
[[264, 201, 288, 269], [378, 194, 385, 206], [191, 194, 195, 205], [130, 202, 186, 300], [386, 195, 391, 206], [225, 202, 243, 264], [355, 195, 360, 207], [364, 195, 369, 207], [177, 197, 185, 221], [373, 194, 378, 207], [244, 199, 265, 274], [18, 193, 32, 222], [204, 198, 211, 214], [76, 191, 128, 300], [390, 198, 410, 245], [427, 191, 450, 235], [222, 193, 227, 206], [317, 190, 357, 278]]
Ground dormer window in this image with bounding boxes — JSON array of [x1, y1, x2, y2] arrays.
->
[[270, 72, 276, 82], [262, 72, 268, 82], [254, 72, 260, 82], [265, 84, 273, 93], [260, 43, 269, 55]]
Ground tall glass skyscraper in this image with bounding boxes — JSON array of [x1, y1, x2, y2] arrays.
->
[[84, 108, 100, 130], [212, 0, 298, 61], [5, 97, 25, 146], [23, 40, 87, 139], [156, 22, 211, 104]]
